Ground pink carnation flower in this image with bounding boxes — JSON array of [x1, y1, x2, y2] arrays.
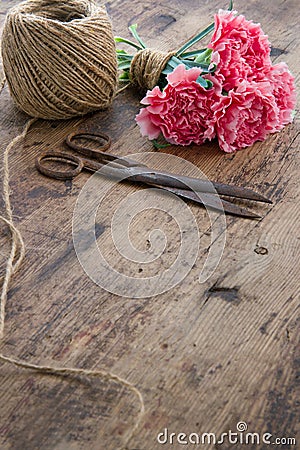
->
[[215, 80, 279, 153], [135, 64, 222, 146], [266, 62, 296, 130], [209, 10, 272, 91]]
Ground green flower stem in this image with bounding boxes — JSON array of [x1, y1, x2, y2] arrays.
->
[[175, 22, 215, 57], [129, 24, 147, 49], [115, 36, 142, 51], [115, 1, 234, 88]]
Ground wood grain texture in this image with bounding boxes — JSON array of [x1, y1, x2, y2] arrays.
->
[[0, 0, 299, 449]]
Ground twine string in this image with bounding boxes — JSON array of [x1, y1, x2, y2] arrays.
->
[[0, 353, 145, 446], [0, 77, 144, 448], [0, 100, 33, 339], [0, 2, 226, 443]]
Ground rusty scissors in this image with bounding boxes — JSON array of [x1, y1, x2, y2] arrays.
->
[[35, 131, 272, 219]]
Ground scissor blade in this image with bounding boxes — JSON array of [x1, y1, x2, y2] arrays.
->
[[159, 186, 261, 219], [206, 182, 271, 203], [121, 167, 271, 204]]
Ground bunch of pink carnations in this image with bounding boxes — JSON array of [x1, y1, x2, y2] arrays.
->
[[135, 10, 296, 153]]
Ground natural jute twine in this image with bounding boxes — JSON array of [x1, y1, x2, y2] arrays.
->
[[0, 80, 144, 449], [1, 0, 118, 119], [0, 0, 144, 446], [130, 48, 176, 90]]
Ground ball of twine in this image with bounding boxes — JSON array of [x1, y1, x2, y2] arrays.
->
[[1, 0, 118, 119]]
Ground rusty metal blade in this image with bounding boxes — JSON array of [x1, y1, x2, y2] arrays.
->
[[158, 186, 262, 219], [203, 181, 271, 203], [116, 166, 271, 204]]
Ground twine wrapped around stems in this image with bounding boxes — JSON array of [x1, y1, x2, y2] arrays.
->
[[130, 48, 176, 90]]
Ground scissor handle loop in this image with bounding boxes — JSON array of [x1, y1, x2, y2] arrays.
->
[[35, 151, 84, 180], [66, 131, 111, 159]]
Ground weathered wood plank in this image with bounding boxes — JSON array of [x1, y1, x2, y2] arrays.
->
[[0, 0, 299, 449]]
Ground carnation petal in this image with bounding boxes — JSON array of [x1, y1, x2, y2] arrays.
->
[[167, 64, 187, 85], [266, 62, 296, 129], [135, 109, 161, 140], [166, 64, 202, 86], [209, 10, 272, 90], [216, 80, 280, 152]]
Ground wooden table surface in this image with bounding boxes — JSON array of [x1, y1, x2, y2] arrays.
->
[[0, 0, 299, 449]]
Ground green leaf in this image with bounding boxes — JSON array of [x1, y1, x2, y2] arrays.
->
[[182, 60, 210, 70], [172, 56, 185, 66], [195, 76, 213, 89], [176, 22, 215, 57], [161, 67, 174, 75], [129, 24, 147, 49], [116, 54, 133, 63], [114, 36, 142, 51], [196, 75, 209, 88], [181, 49, 207, 59], [152, 139, 171, 149], [118, 60, 132, 71], [194, 48, 213, 65], [175, 1, 233, 58], [119, 72, 130, 80], [161, 67, 174, 76], [166, 57, 179, 70]]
